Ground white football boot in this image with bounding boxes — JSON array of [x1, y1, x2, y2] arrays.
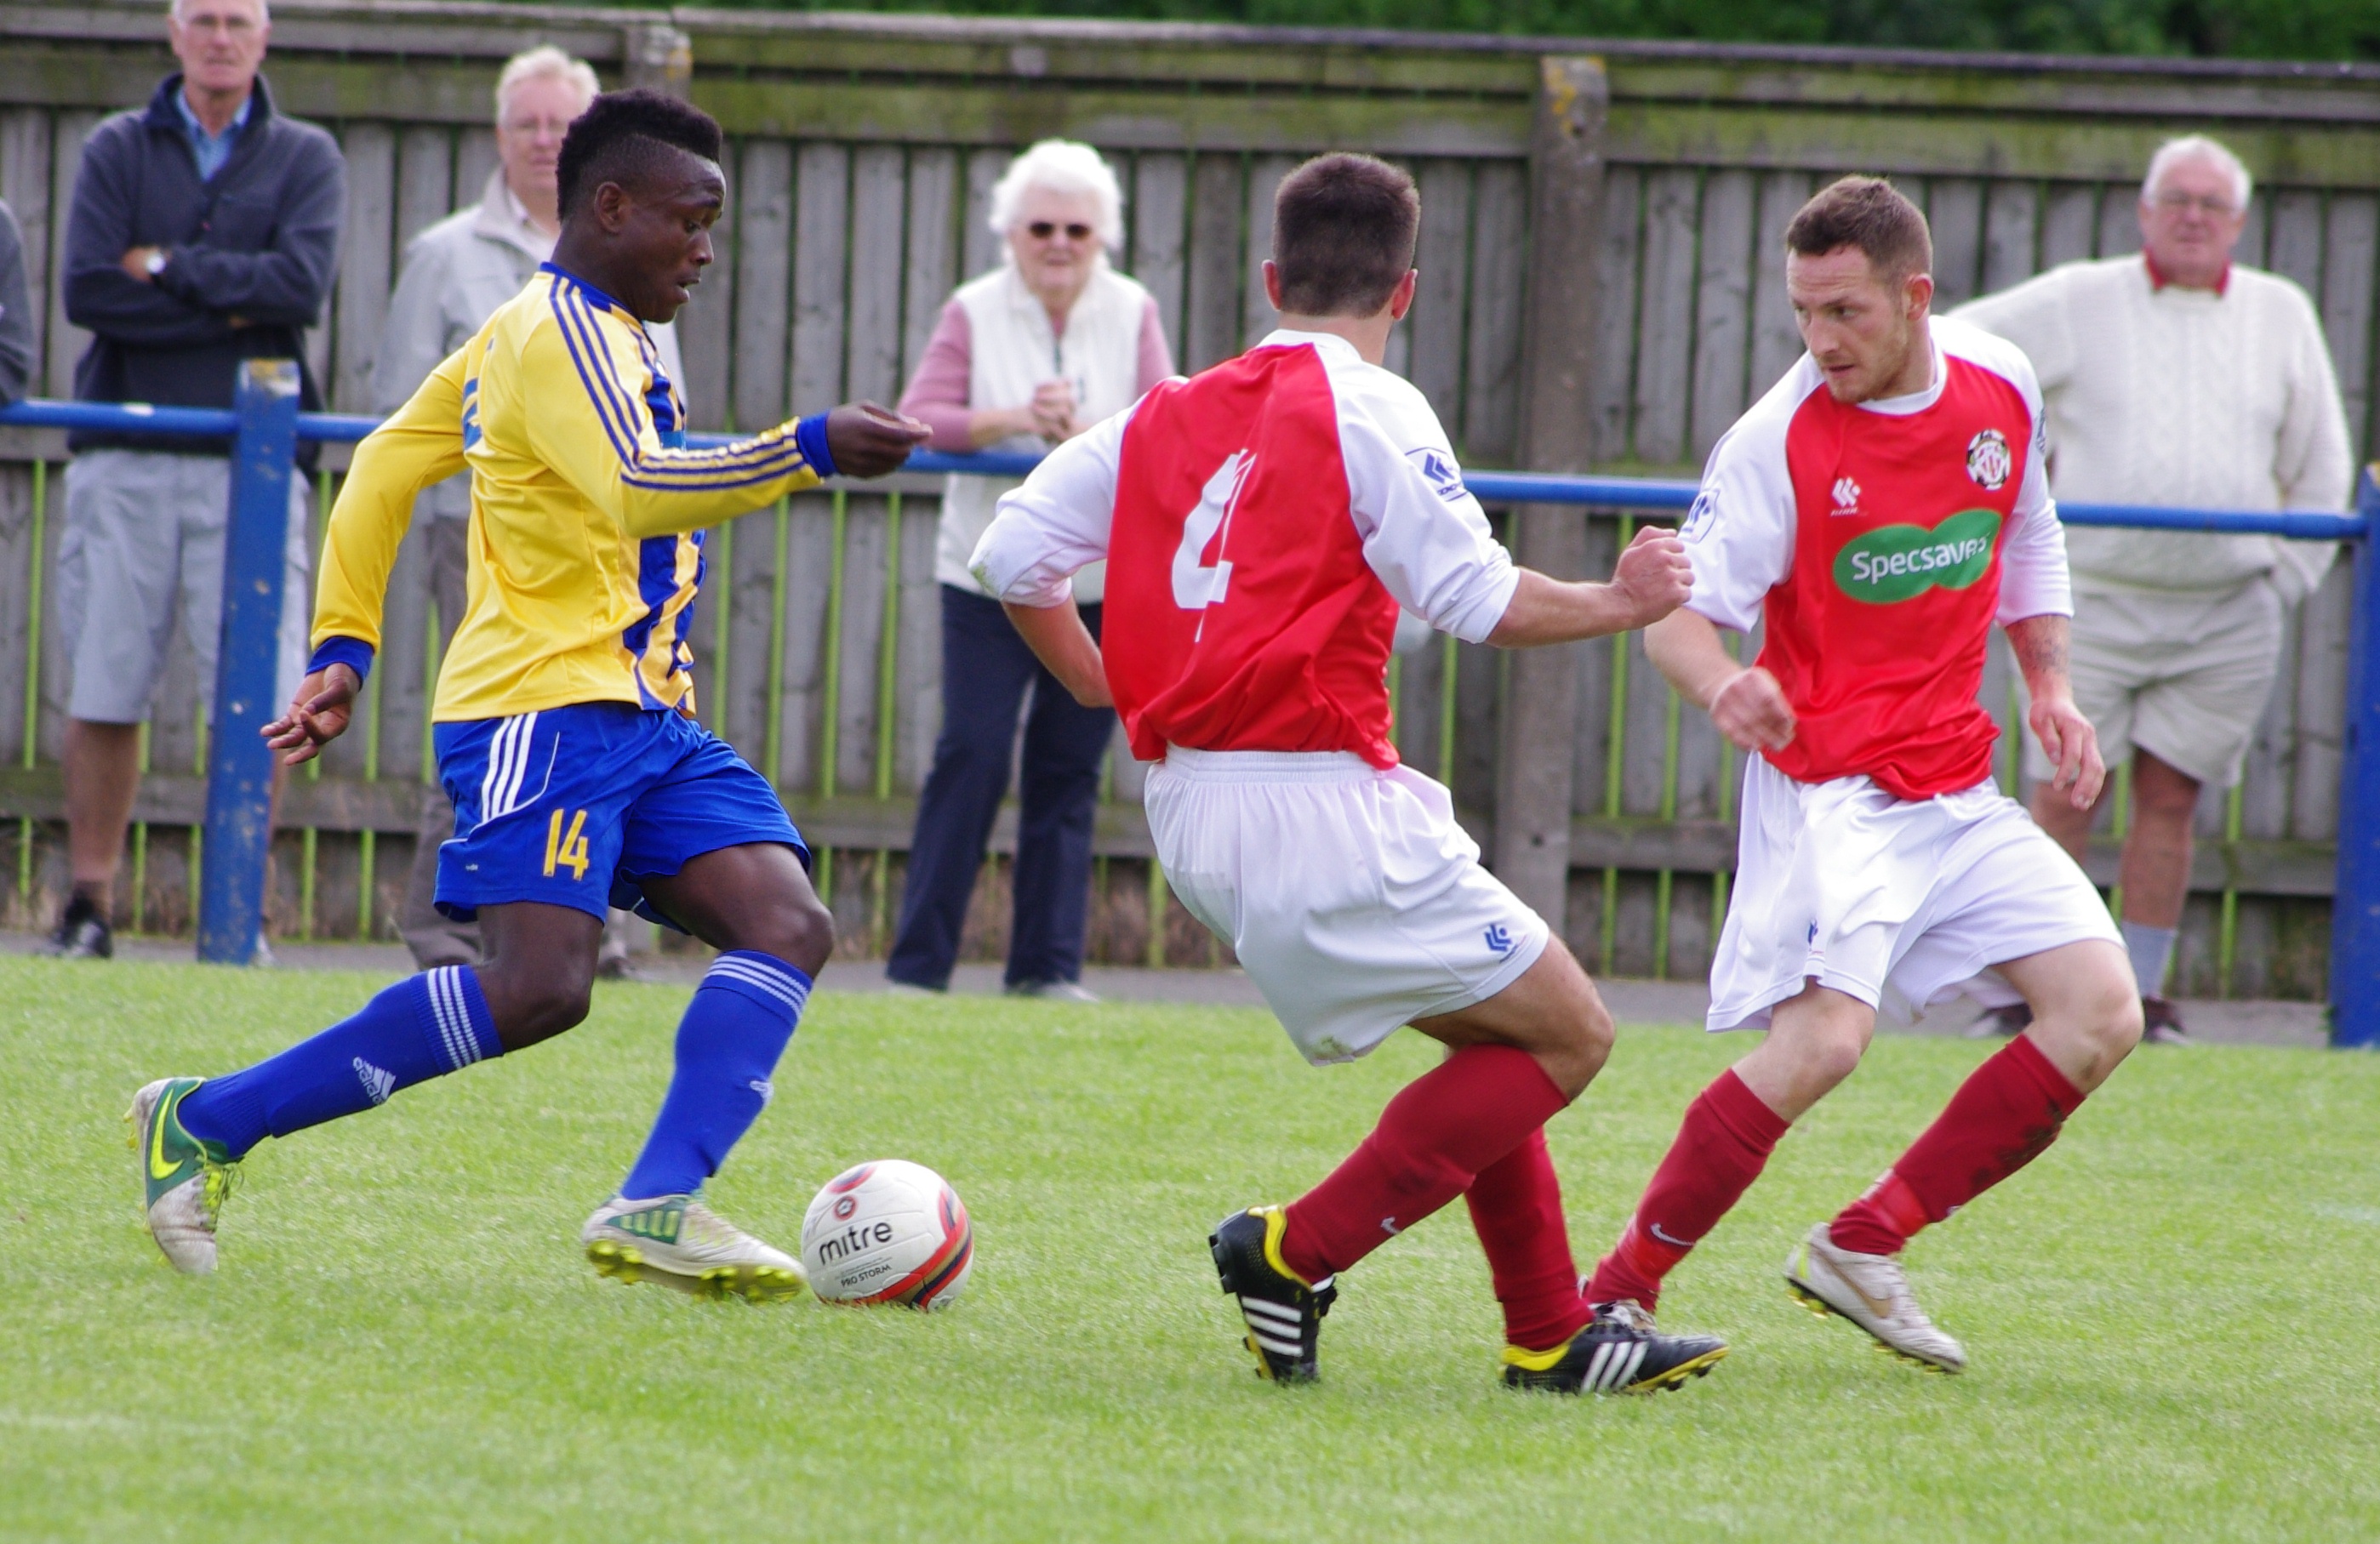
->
[[127, 1077, 239, 1275], [1784, 1222, 1967, 1373], [581, 1194, 807, 1303]]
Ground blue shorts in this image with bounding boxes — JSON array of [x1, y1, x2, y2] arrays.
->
[[431, 703, 808, 928]]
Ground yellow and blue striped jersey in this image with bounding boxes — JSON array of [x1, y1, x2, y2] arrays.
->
[[311, 264, 834, 722]]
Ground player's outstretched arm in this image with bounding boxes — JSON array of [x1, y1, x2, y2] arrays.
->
[[1484, 525, 1692, 647], [1002, 601, 1111, 709], [2008, 612, 2103, 809], [312, 349, 471, 665], [823, 402, 933, 479], [261, 663, 363, 766], [1646, 608, 1795, 753]]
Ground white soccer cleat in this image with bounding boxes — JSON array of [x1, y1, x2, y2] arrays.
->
[[1784, 1222, 1967, 1374], [126, 1077, 239, 1275], [581, 1194, 808, 1303]]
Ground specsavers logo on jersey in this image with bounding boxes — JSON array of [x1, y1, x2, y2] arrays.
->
[[1831, 508, 2002, 604]]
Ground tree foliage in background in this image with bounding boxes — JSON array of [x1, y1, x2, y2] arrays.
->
[[673, 0, 2380, 60]]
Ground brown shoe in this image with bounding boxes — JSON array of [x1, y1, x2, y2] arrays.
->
[[2140, 995, 2190, 1045]]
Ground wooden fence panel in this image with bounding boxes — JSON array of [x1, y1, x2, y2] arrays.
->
[[43, 110, 96, 402], [962, 147, 1004, 282], [732, 139, 791, 429], [1928, 177, 1985, 306], [1184, 154, 1242, 373], [833, 495, 892, 795], [777, 494, 836, 792], [395, 125, 454, 253], [332, 123, 395, 413], [1462, 160, 1527, 464], [903, 147, 961, 389], [1748, 170, 1811, 402], [1631, 167, 1698, 469], [893, 502, 940, 795], [2322, 193, 2377, 459], [847, 145, 909, 407], [1584, 167, 1641, 463], [1241, 153, 1295, 351], [2040, 183, 2098, 270], [1130, 152, 1188, 356], [1687, 167, 1754, 464], [1408, 158, 1470, 432], [1, 110, 51, 381], [1981, 179, 2039, 293]]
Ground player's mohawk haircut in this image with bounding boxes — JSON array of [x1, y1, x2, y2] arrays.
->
[[1272, 153, 1419, 318], [1785, 176, 1933, 282], [556, 88, 725, 220]]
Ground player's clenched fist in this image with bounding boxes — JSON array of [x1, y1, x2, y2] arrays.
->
[[1709, 666, 1795, 754], [824, 402, 933, 479], [1607, 525, 1693, 629]]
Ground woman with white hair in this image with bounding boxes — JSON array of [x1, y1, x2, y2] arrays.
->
[[887, 139, 1174, 1000]]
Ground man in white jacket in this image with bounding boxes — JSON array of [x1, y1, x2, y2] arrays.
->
[[373, 45, 682, 971], [1955, 134, 2352, 1041]]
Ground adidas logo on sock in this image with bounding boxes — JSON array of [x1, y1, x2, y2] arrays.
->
[[352, 1057, 397, 1106]]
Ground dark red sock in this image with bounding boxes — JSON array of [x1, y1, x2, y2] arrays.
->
[[1829, 1032, 2085, 1256], [1280, 1044, 1567, 1283], [1463, 1127, 1592, 1352], [1581, 1068, 1789, 1313]]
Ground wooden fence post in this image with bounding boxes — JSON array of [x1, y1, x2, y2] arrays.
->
[[623, 20, 693, 97], [1492, 55, 1608, 935]]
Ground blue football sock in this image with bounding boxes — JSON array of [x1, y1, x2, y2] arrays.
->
[[620, 951, 811, 1199], [179, 966, 502, 1160]]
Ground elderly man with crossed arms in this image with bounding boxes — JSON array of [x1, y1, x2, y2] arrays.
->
[[1955, 134, 2352, 1042]]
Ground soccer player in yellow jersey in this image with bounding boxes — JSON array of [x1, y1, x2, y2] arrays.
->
[[126, 91, 930, 1295]]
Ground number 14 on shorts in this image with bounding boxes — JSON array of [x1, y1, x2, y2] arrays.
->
[[545, 808, 591, 880]]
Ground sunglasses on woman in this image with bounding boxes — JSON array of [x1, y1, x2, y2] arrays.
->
[[1026, 221, 1095, 242]]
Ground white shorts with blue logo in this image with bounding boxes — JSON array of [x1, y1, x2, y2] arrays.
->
[[1144, 746, 1550, 1065]]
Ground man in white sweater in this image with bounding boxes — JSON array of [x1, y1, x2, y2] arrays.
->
[[1955, 135, 2352, 1041]]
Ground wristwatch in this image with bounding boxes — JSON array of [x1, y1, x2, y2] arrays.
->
[[144, 248, 168, 276]]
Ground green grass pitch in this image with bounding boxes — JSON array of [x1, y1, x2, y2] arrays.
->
[[4, 954, 2377, 1541]]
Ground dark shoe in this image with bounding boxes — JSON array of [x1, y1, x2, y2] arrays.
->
[[1501, 1300, 1729, 1394], [2141, 994, 2190, 1045], [1964, 1001, 2032, 1039], [45, 894, 112, 959], [1209, 1205, 1335, 1383]]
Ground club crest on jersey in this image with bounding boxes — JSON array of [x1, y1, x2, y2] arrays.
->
[[1966, 428, 2012, 491], [1832, 508, 2003, 603], [1406, 447, 1469, 503], [1682, 487, 1718, 539]]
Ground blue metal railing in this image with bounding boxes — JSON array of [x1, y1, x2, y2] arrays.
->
[[6, 383, 2376, 1045]]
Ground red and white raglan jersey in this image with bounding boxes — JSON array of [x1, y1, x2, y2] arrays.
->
[[1685, 316, 2073, 801], [970, 329, 1518, 768]]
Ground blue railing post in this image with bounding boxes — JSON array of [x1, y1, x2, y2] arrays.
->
[[2328, 467, 2380, 1045], [196, 359, 300, 966]]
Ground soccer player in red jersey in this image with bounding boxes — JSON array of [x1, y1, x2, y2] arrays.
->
[[1578, 177, 2144, 1373], [973, 153, 1727, 1395]]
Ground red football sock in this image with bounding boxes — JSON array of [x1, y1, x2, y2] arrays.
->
[[1581, 1068, 1789, 1313], [1829, 1032, 2085, 1256], [1463, 1127, 1592, 1353], [1280, 1044, 1567, 1283]]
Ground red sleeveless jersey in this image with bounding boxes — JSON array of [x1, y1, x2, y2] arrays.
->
[[1684, 321, 2066, 801], [1104, 344, 1402, 766]]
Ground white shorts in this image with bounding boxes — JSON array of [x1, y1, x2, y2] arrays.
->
[[2022, 578, 2283, 789], [1708, 755, 2120, 1032], [1143, 746, 1550, 1064]]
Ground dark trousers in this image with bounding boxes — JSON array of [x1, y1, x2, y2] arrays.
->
[[887, 584, 1111, 989]]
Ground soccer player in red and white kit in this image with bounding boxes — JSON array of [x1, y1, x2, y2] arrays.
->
[[973, 154, 1729, 1393], [1578, 177, 2144, 1374]]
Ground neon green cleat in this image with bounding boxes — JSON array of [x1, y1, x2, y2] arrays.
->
[[126, 1078, 239, 1275], [582, 1194, 808, 1303]]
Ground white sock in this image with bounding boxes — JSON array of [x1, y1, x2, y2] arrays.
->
[[2120, 920, 2177, 998]]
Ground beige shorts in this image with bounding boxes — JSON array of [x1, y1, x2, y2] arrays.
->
[[2022, 578, 2283, 789]]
